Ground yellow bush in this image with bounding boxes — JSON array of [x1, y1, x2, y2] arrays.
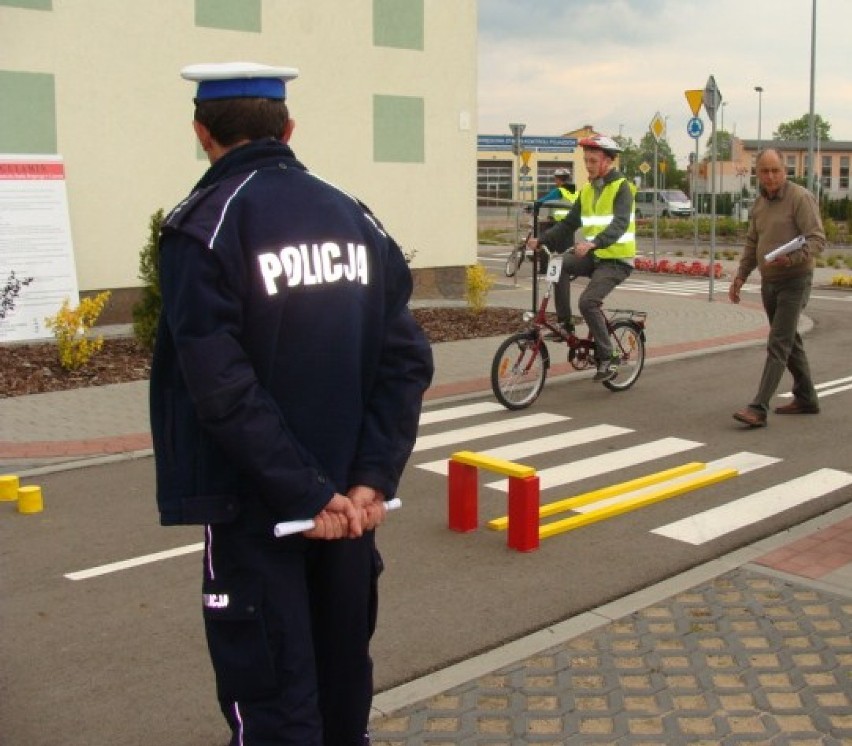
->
[[465, 264, 493, 312], [44, 291, 112, 370]]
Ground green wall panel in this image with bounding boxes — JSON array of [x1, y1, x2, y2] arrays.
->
[[373, 0, 423, 50], [195, 0, 261, 32], [374, 95, 424, 163], [0, 71, 56, 154], [0, 0, 52, 9]]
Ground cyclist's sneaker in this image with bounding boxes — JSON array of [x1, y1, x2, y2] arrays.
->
[[593, 358, 618, 382]]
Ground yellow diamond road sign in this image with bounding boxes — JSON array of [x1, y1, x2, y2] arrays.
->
[[685, 89, 703, 117], [650, 112, 665, 142]]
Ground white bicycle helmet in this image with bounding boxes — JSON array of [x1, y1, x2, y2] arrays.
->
[[553, 168, 571, 177], [578, 135, 623, 157]]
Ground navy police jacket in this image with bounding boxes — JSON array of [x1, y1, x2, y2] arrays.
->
[[150, 139, 434, 526]]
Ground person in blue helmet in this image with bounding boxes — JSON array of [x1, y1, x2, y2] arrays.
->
[[149, 61, 433, 745], [535, 167, 577, 231]]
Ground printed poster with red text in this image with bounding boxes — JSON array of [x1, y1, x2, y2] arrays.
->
[[0, 155, 80, 342]]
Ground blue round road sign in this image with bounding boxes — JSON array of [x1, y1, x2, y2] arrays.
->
[[687, 117, 704, 139]]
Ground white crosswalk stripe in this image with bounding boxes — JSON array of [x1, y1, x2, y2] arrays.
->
[[569, 453, 779, 514], [417, 424, 633, 475], [651, 469, 852, 545], [777, 374, 852, 401], [485, 437, 703, 492], [414, 412, 568, 452], [417, 401, 852, 544]]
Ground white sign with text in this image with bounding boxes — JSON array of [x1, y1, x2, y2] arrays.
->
[[0, 155, 80, 342]]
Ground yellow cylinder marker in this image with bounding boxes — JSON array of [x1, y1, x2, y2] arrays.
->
[[17, 485, 43, 514], [0, 475, 20, 502]]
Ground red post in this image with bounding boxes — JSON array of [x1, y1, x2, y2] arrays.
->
[[448, 459, 478, 532], [507, 475, 540, 552]]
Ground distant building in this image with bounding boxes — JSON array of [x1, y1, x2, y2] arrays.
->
[[689, 136, 852, 200], [477, 125, 602, 206]]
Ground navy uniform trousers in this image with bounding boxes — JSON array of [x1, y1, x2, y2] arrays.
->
[[203, 497, 381, 745]]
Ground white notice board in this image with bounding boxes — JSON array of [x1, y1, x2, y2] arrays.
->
[[0, 155, 80, 342]]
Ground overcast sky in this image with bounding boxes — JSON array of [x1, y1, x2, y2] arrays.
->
[[477, 0, 850, 166]]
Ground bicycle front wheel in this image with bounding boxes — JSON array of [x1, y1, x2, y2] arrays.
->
[[491, 332, 549, 410], [603, 320, 645, 392]]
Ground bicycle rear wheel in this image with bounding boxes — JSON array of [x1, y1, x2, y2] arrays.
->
[[603, 320, 645, 392], [491, 332, 549, 409]]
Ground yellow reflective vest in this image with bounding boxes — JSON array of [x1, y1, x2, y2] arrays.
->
[[551, 186, 577, 221], [578, 178, 636, 260]]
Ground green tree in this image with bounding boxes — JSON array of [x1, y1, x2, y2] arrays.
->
[[613, 134, 641, 182], [702, 130, 732, 160], [773, 113, 831, 141], [636, 132, 684, 190], [131, 208, 164, 351]]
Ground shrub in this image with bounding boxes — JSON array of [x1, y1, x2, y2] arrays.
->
[[465, 264, 493, 312], [44, 291, 112, 370], [132, 209, 164, 351]]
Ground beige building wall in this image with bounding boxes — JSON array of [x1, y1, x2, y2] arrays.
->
[[0, 0, 477, 309]]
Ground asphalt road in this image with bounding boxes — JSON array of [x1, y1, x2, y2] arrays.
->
[[1, 296, 851, 746]]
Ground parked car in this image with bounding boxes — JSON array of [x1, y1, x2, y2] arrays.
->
[[635, 189, 693, 218]]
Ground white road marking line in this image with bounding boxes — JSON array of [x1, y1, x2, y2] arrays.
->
[[571, 452, 779, 513], [777, 376, 852, 399], [65, 543, 204, 581], [485, 437, 703, 492], [420, 402, 506, 425], [651, 468, 852, 545], [417, 424, 632, 475], [414, 413, 568, 452]]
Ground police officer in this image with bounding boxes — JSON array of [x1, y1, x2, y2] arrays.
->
[[527, 135, 636, 381], [149, 62, 434, 745]]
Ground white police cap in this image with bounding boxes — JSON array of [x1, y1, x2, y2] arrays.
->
[[181, 62, 299, 101]]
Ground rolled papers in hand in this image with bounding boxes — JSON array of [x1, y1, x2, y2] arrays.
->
[[273, 497, 402, 537], [764, 235, 805, 262]]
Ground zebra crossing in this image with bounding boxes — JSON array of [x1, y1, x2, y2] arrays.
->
[[413, 400, 852, 546]]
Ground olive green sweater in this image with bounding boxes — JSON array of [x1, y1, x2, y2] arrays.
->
[[736, 180, 825, 283]]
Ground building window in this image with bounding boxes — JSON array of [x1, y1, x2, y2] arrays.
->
[[373, 95, 424, 163], [785, 155, 796, 178], [536, 162, 574, 196], [821, 154, 831, 190], [840, 157, 849, 190], [373, 0, 424, 50], [477, 161, 513, 205], [0, 0, 51, 8], [0, 70, 56, 153], [195, 0, 261, 32]]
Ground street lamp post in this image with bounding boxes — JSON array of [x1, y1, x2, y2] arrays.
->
[[509, 122, 526, 241], [754, 86, 764, 152]]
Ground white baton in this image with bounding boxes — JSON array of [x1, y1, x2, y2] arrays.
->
[[273, 497, 402, 538]]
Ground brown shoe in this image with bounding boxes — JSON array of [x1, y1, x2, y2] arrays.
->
[[733, 407, 767, 427], [774, 400, 820, 415]]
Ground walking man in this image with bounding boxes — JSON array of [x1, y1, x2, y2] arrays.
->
[[730, 148, 824, 427]]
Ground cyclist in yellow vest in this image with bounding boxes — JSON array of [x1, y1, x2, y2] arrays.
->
[[535, 168, 577, 230], [527, 135, 636, 382]]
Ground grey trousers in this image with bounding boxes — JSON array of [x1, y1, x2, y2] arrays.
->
[[750, 273, 818, 412], [554, 253, 632, 360]]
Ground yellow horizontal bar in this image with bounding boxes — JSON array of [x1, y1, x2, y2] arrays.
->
[[487, 462, 706, 531], [450, 450, 536, 479], [538, 468, 738, 540]]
